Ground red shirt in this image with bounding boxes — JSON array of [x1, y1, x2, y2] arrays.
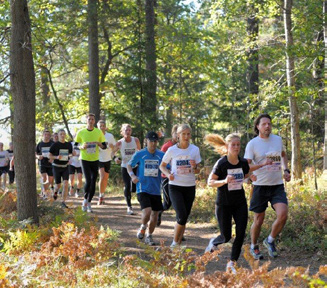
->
[[161, 140, 175, 177]]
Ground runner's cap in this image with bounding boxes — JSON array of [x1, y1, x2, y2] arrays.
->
[[146, 131, 159, 141]]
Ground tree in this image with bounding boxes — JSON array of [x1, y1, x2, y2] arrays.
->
[[10, 0, 38, 223], [284, 0, 302, 179], [323, 1, 327, 175]]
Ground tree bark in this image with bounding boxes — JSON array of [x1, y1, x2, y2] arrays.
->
[[144, 0, 158, 129], [88, 0, 100, 121], [284, 0, 302, 179], [10, 0, 38, 223], [323, 1, 327, 173]]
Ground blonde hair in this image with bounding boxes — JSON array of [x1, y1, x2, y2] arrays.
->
[[177, 124, 192, 135], [120, 123, 132, 136], [204, 133, 241, 155]]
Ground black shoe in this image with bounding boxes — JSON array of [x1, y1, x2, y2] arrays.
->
[[53, 192, 58, 200], [157, 211, 162, 227], [61, 202, 68, 209]]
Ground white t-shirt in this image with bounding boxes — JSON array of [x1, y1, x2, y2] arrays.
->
[[70, 142, 81, 168], [0, 150, 10, 167], [120, 137, 137, 168], [99, 133, 116, 162], [162, 144, 201, 187], [244, 134, 284, 185]]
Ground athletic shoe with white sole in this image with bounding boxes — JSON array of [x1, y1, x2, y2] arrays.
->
[[205, 238, 217, 253], [127, 207, 134, 215], [137, 227, 146, 240], [263, 238, 278, 258], [250, 244, 264, 260], [145, 235, 155, 246]]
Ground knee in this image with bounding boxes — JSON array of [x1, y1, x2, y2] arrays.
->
[[253, 214, 265, 227], [277, 211, 288, 223], [176, 214, 188, 225]]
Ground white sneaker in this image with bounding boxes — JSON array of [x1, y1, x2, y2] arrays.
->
[[170, 241, 179, 249], [145, 235, 155, 246], [137, 227, 146, 239], [87, 204, 93, 213], [226, 261, 237, 274], [127, 207, 134, 215], [75, 191, 79, 198], [82, 205, 87, 212], [205, 238, 217, 253]]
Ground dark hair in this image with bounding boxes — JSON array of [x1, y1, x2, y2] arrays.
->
[[254, 113, 271, 135], [86, 113, 95, 119]]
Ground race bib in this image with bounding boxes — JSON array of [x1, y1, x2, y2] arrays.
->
[[41, 147, 50, 158], [0, 155, 6, 167], [227, 168, 244, 191], [265, 151, 281, 172], [144, 160, 159, 177], [124, 148, 135, 162], [176, 156, 192, 175], [59, 149, 69, 161], [86, 143, 97, 154], [74, 148, 80, 157]]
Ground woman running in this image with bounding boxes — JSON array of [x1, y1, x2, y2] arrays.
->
[[113, 124, 141, 215], [159, 124, 201, 248], [204, 133, 270, 274]]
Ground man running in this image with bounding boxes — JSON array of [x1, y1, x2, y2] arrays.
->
[[6, 142, 14, 184], [0, 142, 10, 189], [36, 130, 54, 198], [69, 140, 83, 198], [97, 120, 116, 205], [127, 132, 164, 245], [75, 113, 106, 213], [49, 129, 74, 208], [244, 113, 291, 259]]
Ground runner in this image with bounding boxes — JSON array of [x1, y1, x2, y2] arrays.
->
[[113, 124, 141, 215], [97, 120, 116, 205], [127, 131, 164, 245], [6, 142, 14, 184], [52, 132, 59, 143], [157, 124, 178, 226], [49, 129, 74, 208], [244, 113, 291, 259], [75, 113, 106, 213], [69, 140, 83, 198], [36, 130, 54, 198], [159, 124, 201, 248], [204, 133, 270, 273], [0, 142, 10, 189]]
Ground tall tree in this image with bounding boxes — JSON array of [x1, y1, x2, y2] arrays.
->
[[10, 0, 38, 223], [88, 0, 100, 120], [323, 1, 327, 175], [284, 0, 302, 179]]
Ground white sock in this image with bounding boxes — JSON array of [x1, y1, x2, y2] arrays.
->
[[267, 235, 275, 243], [146, 233, 152, 237], [141, 224, 147, 230], [83, 199, 88, 206], [251, 243, 256, 249], [171, 240, 178, 246], [99, 193, 103, 198]]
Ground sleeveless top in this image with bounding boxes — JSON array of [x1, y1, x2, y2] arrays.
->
[[120, 137, 137, 168]]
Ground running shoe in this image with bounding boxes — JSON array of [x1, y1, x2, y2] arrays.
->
[[205, 238, 217, 253], [156, 211, 162, 227], [75, 191, 79, 198], [250, 245, 264, 260], [137, 227, 146, 240], [170, 242, 179, 249], [82, 205, 87, 212], [127, 207, 134, 215], [263, 238, 278, 258], [87, 205, 93, 213], [226, 261, 237, 274], [53, 192, 58, 200], [97, 197, 105, 205], [61, 202, 68, 209], [145, 235, 156, 246]]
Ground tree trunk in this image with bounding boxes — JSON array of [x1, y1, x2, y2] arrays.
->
[[88, 0, 100, 121], [144, 0, 158, 130], [323, 2, 327, 174], [10, 0, 38, 223], [284, 0, 302, 179]]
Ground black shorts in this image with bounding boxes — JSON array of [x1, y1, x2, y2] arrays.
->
[[99, 161, 111, 173], [0, 166, 9, 176], [250, 184, 288, 213], [137, 192, 163, 211], [39, 166, 53, 176], [53, 166, 69, 184], [69, 165, 82, 175]]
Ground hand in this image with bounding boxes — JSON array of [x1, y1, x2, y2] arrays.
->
[[131, 175, 139, 184], [57, 155, 62, 160], [169, 173, 175, 181], [225, 175, 235, 183], [250, 174, 257, 182], [97, 142, 102, 147], [82, 143, 88, 150], [115, 158, 121, 164], [284, 171, 291, 182], [109, 143, 114, 149], [189, 160, 196, 168], [39, 155, 44, 160]]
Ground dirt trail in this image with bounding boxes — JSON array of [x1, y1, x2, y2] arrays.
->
[[66, 194, 324, 275]]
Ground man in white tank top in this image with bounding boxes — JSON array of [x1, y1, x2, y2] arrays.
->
[[113, 124, 141, 215]]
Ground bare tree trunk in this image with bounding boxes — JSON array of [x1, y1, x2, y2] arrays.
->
[[323, 2, 327, 174], [144, 0, 158, 130], [284, 0, 302, 179], [88, 0, 100, 121], [10, 0, 38, 223]]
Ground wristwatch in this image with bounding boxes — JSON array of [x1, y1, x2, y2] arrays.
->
[[284, 169, 290, 174]]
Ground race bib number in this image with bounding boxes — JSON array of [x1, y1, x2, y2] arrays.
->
[[176, 156, 192, 175], [124, 148, 135, 162], [41, 147, 50, 158], [227, 168, 244, 191], [144, 160, 159, 177], [86, 143, 97, 154], [59, 149, 69, 161], [265, 151, 281, 172], [74, 148, 80, 157]]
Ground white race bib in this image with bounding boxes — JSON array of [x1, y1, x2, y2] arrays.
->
[[176, 155, 192, 175], [41, 147, 50, 158], [124, 148, 135, 162], [227, 168, 244, 191], [144, 160, 159, 177], [59, 149, 69, 161], [86, 143, 97, 154], [265, 151, 281, 172]]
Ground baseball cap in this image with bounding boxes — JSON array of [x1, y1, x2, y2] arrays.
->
[[146, 131, 159, 141]]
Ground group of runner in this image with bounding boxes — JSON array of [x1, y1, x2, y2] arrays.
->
[[0, 142, 15, 189], [8, 112, 291, 274]]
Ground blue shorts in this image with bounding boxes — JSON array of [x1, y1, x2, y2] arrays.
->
[[250, 184, 288, 213]]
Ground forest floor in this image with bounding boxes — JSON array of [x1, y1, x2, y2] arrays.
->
[[66, 193, 325, 276]]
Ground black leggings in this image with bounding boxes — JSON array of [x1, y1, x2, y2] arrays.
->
[[121, 167, 137, 207], [81, 160, 99, 202], [169, 184, 195, 225], [212, 201, 248, 261], [161, 177, 171, 211]]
